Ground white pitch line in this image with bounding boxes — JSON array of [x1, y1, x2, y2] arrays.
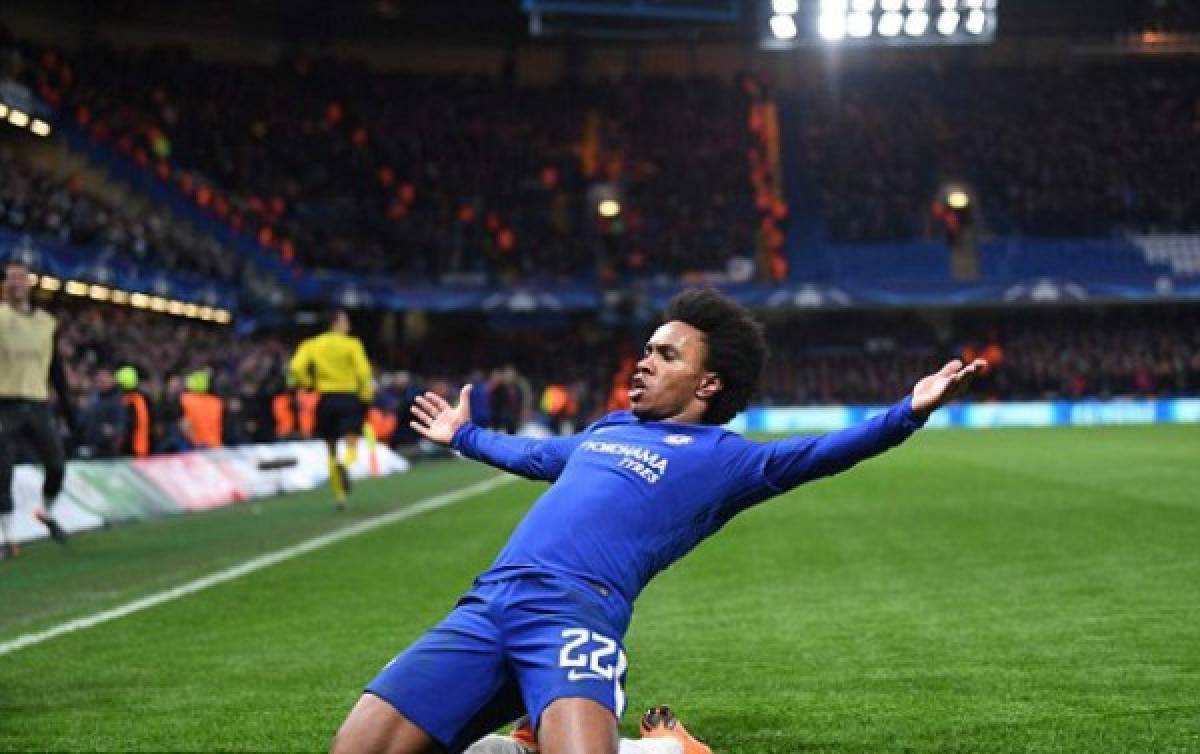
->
[[0, 474, 518, 657]]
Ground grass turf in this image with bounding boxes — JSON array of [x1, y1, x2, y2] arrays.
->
[[2, 425, 1198, 752]]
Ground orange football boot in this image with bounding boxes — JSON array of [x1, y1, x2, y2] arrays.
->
[[510, 715, 538, 752], [640, 705, 712, 754]]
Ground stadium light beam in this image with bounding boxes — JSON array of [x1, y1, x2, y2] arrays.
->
[[88, 284, 111, 301], [769, 14, 798, 39], [110, 290, 130, 305], [771, 0, 799, 13], [904, 10, 929, 35], [39, 275, 61, 291], [64, 280, 87, 296], [8, 109, 30, 129], [30, 120, 51, 137], [130, 293, 150, 309], [936, 9, 960, 34]]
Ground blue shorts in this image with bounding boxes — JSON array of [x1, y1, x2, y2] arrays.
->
[[366, 574, 629, 753]]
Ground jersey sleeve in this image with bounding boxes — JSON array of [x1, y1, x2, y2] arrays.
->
[[450, 423, 583, 482], [288, 341, 314, 390], [352, 339, 373, 403], [726, 396, 927, 497]]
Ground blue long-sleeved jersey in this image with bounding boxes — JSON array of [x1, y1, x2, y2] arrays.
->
[[452, 397, 926, 629]]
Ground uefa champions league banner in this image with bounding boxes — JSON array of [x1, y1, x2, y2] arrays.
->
[[729, 398, 1200, 433], [8, 439, 410, 545]]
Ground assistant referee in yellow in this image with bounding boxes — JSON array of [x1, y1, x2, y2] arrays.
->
[[289, 309, 373, 511], [1, 259, 76, 557]]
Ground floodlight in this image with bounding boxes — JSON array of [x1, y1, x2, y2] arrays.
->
[[31, 120, 51, 137], [964, 9, 986, 33], [770, 14, 799, 39], [817, 12, 848, 39], [852, 0, 875, 11], [8, 109, 30, 128], [772, 0, 799, 13], [936, 10, 959, 34], [847, 12, 873, 37], [879, 11, 904, 35], [904, 10, 929, 34], [597, 199, 622, 218]]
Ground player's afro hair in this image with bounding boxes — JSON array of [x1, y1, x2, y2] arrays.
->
[[664, 288, 767, 425]]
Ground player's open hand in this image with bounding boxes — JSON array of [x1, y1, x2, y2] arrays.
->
[[410, 385, 473, 446], [910, 358, 988, 420]]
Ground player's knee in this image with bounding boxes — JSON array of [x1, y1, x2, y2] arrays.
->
[[330, 694, 432, 754]]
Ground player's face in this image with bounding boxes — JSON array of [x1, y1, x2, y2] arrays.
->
[[3, 264, 31, 303], [631, 320, 720, 423]]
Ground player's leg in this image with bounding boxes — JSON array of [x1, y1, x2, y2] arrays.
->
[[326, 436, 347, 510], [25, 402, 68, 543], [537, 698, 618, 754], [337, 588, 524, 754], [331, 693, 437, 754], [0, 416, 16, 559]]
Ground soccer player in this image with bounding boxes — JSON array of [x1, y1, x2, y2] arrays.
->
[[0, 259, 76, 557], [289, 309, 373, 510], [331, 289, 986, 754]]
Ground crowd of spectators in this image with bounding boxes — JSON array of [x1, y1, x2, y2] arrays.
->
[[763, 306, 1200, 404], [36, 299, 1200, 461], [793, 60, 1200, 243], [0, 146, 244, 283], [20, 44, 756, 284]]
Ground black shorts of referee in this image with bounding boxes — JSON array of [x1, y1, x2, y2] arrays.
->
[[315, 392, 365, 444]]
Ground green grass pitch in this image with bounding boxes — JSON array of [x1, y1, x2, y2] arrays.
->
[[2, 425, 1199, 752]]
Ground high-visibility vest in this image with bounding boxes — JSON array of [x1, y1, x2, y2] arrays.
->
[[297, 389, 318, 438], [122, 390, 151, 457], [366, 407, 397, 443], [273, 392, 297, 438], [181, 391, 223, 448]]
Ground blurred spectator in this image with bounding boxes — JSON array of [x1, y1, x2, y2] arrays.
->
[[77, 368, 126, 458]]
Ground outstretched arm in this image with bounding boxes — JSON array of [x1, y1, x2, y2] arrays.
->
[[410, 385, 578, 481], [757, 359, 986, 492]]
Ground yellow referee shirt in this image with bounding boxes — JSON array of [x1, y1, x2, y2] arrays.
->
[[289, 332, 373, 403]]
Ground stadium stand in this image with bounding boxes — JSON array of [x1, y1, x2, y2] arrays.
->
[[21, 45, 757, 282], [1, 144, 243, 283], [788, 61, 1200, 244]]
